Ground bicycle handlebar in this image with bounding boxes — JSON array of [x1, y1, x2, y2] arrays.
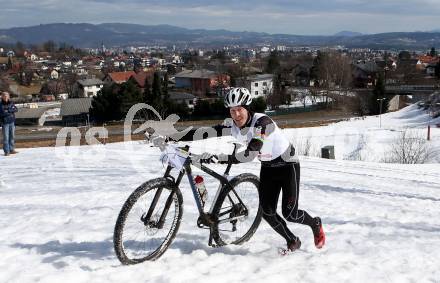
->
[[149, 133, 242, 170]]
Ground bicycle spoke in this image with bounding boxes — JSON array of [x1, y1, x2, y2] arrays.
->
[[213, 175, 261, 246], [115, 182, 182, 263]]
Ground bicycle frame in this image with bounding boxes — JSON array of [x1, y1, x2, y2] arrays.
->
[[147, 143, 245, 233]]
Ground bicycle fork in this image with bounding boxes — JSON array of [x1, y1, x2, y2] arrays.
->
[[141, 166, 183, 229]]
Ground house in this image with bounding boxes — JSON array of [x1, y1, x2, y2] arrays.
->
[[60, 97, 92, 125], [29, 54, 38, 61], [417, 55, 438, 68], [15, 106, 56, 126], [174, 69, 230, 96], [353, 61, 378, 87], [171, 55, 183, 64], [157, 58, 166, 66], [103, 71, 136, 84], [426, 63, 437, 76], [0, 57, 8, 70], [236, 74, 273, 98], [41, 94, 56, 102], [168, 92, 196, 109], [73, 78, 104, 98], [40, 80, 68, 100], [397, 57, 419, 71], [291, 64, 312, 87], [165, 63, 182, 75], [72, 67, 88, 76], [129, 70, 155, 90], [261, 47, 270, 53], [50, 70, 59, 80], [276, 45, 287, 52]]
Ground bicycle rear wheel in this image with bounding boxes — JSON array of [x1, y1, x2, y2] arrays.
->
[[113, 178, 183, 264], [212, 173, 262, 246]]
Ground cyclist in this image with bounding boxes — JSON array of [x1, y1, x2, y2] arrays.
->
[[189, 87, 325, 252]]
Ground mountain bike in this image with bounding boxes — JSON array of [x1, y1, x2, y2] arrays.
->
[[113, 137, 262, 264]]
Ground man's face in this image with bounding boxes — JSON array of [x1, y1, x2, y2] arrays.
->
[[229, 106, 248, 128], [1, 93, 9, 102]]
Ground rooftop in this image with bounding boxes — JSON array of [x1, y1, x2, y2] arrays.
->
[[131, 70, 154, 88], [175, 69, 216, 79], [169, 92, 195, 100], [108, 71, 136, 83], [60, 98, 92, 116], [354, 61, 378, 73], [247, 74, 273, 81], [77, 78, 104, 87], [15, 107, 51, 119]]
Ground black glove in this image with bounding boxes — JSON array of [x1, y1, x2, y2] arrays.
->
[[198, 152, 218, 164]]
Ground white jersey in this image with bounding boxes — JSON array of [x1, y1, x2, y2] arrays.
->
[[231, 113, 296, 162]]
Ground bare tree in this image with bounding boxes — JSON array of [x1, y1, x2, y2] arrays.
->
[[61, 73, 79, 98], [315, 51, 353, 108], [267, 73, 283, 109], [226, 62, 251, 87], [0, 76, 10, 92], [291, 136, 313, 156], [344, 134, 367, 161], [384, 129, 438, 164]]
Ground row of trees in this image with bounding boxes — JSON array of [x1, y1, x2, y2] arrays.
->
[[91, 71, 268, 123], [91, 72, 175, 122], [7, 40, 87, 58], [261, 50, 419, 115], [262, 50, 354, 110]]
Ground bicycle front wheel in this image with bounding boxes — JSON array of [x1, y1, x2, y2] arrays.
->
[[212, 173, 262, 246], [113, 178, 183, 264]]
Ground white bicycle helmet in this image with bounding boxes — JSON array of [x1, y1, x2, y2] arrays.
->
[[224, 87, 252, 107]]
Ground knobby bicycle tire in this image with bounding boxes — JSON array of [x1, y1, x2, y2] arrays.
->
[[113, 178, 183, 264], [211, 173, 262, 246]]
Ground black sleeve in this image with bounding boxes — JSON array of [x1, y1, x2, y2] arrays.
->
[[177, 124, 231, 142], [229, 116, 276, 163]]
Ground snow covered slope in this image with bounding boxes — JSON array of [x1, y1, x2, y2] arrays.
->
[[1, 138, 439, 282], [285, 104, 440, 162]]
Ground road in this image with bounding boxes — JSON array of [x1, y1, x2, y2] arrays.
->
[[5, 110, 355, 145]]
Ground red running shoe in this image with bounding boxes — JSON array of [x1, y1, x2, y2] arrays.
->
[[313, 217, 325, 249]]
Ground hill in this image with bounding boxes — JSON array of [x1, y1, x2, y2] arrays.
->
[[1, 23, 440, 49]]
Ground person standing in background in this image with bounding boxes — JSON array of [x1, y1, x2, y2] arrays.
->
[[0, 92, 18, 156]]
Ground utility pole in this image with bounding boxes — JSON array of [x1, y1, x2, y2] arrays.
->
[[377, 98, 386, 128]]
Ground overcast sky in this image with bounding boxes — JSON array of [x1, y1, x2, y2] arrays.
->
[[1, 0, 440, 35]]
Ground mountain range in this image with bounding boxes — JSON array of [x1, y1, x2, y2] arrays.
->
[[0, 23, 440, 49]]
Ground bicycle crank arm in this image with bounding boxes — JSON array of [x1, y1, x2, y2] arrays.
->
[[197, 213, 216, 227]]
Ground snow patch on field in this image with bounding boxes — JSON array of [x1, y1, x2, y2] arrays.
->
[[1, 105, 439, 282]]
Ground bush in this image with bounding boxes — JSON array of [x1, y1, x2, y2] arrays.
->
[[193, 100, 212, 117], [91, 80, 143, 123], [250, 96, 267, 112], [193, 99, 228, 118], [168, 101, 190, 118], [90, 84, 124, 122], [383, 129, 437, 164]]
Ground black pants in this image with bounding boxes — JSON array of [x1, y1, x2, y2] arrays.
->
[[259, 162, 315, 244]]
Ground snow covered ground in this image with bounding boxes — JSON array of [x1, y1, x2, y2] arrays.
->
[[286, 104, 440, 163], [1, 105, 440, 282]]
